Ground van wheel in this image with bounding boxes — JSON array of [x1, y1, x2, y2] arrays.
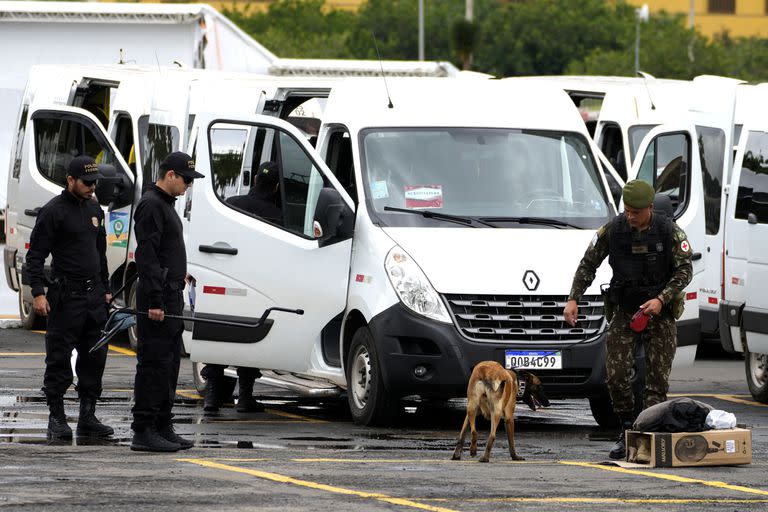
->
[[589, 393, 619, 428], [346, 327, 398, 426], [18, 289, 45, 331], [192, 361, 207, 395], [127, 281, 139, 351], [192, 361, 237, 401], [745, 349, 768, 403]]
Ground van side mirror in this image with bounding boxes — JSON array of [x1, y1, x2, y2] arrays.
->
[[96, 164, 134, 211], [313, 187, 354, 246]]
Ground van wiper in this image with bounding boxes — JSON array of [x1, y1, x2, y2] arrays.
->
[[478, 216, 583, 229], [383, 206, 497, 228]]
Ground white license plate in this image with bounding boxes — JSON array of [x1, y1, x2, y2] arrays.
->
[[505, 350, 562, 370]]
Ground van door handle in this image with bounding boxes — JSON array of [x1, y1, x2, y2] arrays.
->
[[691, 252, 702, 261], [24, 207, 41, 217], [199, 245, 238, 255]]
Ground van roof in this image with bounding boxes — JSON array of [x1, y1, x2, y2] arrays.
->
[[323, 78, 588, 133]]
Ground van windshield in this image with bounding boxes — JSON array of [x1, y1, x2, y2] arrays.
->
[[361, 128, 612, 229]]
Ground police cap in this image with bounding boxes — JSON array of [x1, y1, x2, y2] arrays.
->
[[255, 161, 279, 187], [622, 179, 655, 209], [68, 155, 104, 183], [160, 151, 204, 180]]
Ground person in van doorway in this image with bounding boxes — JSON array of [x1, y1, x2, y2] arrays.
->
[[130, 151, 204, 452], [563, 180, 693, 460], [227, 161, 283, 225], [201, 366, 264, 413], [25, 155, 114, 441]]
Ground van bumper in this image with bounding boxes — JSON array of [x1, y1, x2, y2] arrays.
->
[[368, 303, 609, 400]]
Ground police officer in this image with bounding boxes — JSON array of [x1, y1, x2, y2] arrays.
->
[[25, 155, 114, 441], [563, 180, 693, 460], [130, 151, 203, 452]]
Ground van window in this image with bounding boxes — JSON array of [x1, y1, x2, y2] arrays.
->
[[696, 126, 725, 235], [628, 124, 657, 162], [112, 113, 134, 172], [736, 131, 768, 224], [636, 132, 690, 218], [32, 111, 119, 189], [597, 122, 627, 181], [361, 128, 611, 229], [325, 130, 356, 203], [138, 116, 179, 190], [11, 104, 29, 180], [208, 121, 329, 237]]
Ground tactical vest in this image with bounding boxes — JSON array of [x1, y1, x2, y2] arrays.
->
[[607, 213, 675, 312]]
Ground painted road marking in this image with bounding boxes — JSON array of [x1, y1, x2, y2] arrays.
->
[[670, 392, 768, 408], [420, 497, 768, 505], [0, 346, 134, 357], [178, 458, 460, 512], [563, 461, 768, 496], [107, 345, 136, 356]]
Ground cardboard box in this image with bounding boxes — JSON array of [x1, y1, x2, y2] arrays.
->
[[625, 428, 751, 467]]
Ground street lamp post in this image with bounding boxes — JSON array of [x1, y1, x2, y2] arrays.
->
[[418, 0, 425, 61], [634, 3, 649, 75]]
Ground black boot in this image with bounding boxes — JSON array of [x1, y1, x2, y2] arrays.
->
[[131, 427, 181, 452], [47, 397, 72, 441], [203, 374, 222, 412], [157, 424, 193, 450], [609, 419, 634, 460], [76, 397, 114, 438], [236, 376, 264, 413]]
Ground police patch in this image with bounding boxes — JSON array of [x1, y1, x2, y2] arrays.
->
[[680, 239, 691, 253], [92, 216, 98, 227]]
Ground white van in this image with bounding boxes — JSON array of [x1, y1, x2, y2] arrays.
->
[[719, 83, 768, 403], [178, 77, 648, 426]]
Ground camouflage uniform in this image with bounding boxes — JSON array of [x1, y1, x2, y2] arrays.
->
[[568, 214, 693, 418]]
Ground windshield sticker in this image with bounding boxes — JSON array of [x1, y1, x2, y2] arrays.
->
[[370, 180, 389, 200], [405, 185, 443, 209], [108, 211, 129, 248]]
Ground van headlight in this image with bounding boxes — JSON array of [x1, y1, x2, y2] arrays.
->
[[385, 246, 451, 323]]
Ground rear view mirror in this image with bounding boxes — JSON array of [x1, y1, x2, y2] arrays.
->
[[313, 187, 354, 246], [96, 163, 134, 211]]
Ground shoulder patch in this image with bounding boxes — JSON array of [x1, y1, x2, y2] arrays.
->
[[680, 239, 691, 253]]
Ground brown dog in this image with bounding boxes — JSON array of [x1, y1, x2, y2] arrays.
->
[[451, 361, 549, 463]]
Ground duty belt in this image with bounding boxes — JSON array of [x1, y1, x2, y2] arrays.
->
[[54, 276, 101, 293]]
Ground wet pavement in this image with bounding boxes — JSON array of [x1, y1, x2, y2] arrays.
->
[[1, 328, 767, 511]]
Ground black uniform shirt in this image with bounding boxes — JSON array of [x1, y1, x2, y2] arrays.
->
[[227, 188, 283, 225], [134, 184, 186, 310], [25, 190, 108, 298]]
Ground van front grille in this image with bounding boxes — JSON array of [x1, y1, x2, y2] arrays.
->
[[444, 294, 605, 343]]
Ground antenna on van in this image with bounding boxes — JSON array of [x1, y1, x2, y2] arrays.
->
[[372, 32, 394, 109], [636, 70, 656, 111], [154, 51, 162, 75]]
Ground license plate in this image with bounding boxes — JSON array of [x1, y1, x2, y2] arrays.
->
[[505, 350, 562, 370]]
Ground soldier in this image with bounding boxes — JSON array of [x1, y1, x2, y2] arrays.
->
[[563, 180, 693, 459], [130, 151, 204, 452], [25, 155, 114, 441]]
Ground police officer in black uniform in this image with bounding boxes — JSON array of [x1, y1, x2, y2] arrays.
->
[[25, 155, 114, 441], [130, 151, 203, 452]]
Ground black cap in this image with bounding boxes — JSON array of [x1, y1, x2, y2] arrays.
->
[[159, 151, 204, 180], [68, 155, 104, 183], [255, 161, 279, 186]]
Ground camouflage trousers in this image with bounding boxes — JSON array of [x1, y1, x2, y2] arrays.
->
[[605, 309, 677, 418]]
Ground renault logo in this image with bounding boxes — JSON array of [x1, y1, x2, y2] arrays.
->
[[522, 270, 540, 291]]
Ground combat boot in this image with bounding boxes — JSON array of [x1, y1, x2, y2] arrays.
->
[[236, 376, 264, 413], [157, 424, 193, 450], [47, 397, 72, 441], [203, 374, 221, 412], [76, 397, 114, 437], [130, 427, 181, 452], [609, 419, 634, 460]]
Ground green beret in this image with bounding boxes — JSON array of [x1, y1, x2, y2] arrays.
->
[[622, 179, 655, 208]]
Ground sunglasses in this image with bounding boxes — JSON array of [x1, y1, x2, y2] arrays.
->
[[175, 172, 193, 185]]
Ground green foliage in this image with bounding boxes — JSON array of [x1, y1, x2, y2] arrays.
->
[[220, 0, 768, 80]]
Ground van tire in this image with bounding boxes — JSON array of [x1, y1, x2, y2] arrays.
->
[[589, 394, 619, 428], [346, 326, 398, 426], [127, 281, 138, 351], [745, 349, 768, 403], [19, 289, 45, 331], [192, 361, 237, 401]]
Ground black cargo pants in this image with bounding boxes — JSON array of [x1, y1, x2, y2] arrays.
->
[[131, 282, 185, 431], [42, 279, 109, 400]]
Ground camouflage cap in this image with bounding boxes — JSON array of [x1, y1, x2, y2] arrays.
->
[[622, 179, 655, 209]]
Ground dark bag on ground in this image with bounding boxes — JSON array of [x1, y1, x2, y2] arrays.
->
[[633, 397, 713, 433]]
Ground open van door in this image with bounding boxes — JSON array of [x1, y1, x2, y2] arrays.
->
[[185, 112, 354, 379], [628, 122, 705, 365], [17, 105, 134, 313]]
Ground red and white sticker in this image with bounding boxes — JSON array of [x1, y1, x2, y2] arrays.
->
[[405, 185, 443, 209], [202, 286, 246, 296], [680, 240, 691, 253]]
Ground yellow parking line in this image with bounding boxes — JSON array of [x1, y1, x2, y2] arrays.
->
[[0, 352, 46, 356], [669, 393, 768, 407], [31, 330, 46, 334], [266, 409, 329, 424], [108, 345, 136, 356], [178, 458, 459, 512], [293, 458, 532, 464], [0, 314, 20, 319], [562, 461, 768, 496], [176, 390, 202, 400], [420, 497, 768, 505]]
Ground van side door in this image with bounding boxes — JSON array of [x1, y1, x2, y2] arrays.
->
[[185, 112, 354, 378], [18, 105, 135, 277]]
